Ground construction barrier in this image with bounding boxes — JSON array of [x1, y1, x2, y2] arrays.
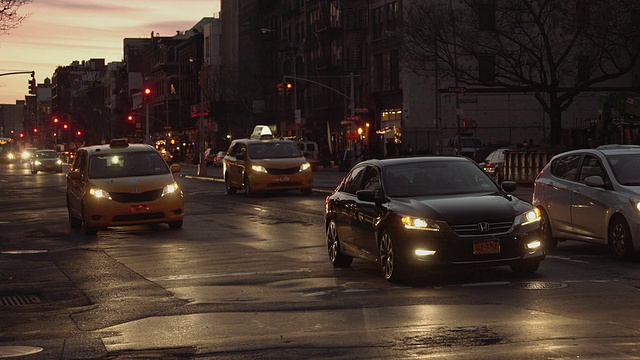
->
[[503, 150, 559, 184]]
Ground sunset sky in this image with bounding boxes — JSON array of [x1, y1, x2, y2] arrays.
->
[[0, 0, 220, 104]]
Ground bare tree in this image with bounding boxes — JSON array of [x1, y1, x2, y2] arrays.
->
[[0, 0, 31, 35], [403, 0, 640, 145]]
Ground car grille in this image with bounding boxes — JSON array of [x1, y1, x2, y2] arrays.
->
[[267, 167, 300, 175], [450, 221, 513, 237], [110, 189, 163, 203]]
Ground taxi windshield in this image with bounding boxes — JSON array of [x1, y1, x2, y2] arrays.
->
[[249, 142, 302, 159], [88, 151, 169, 179]]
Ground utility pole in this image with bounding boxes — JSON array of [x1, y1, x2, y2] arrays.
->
[[197, 66, 207, 176]]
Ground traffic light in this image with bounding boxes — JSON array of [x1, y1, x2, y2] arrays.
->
[[53, 117, 59, 124], [127, 115, 134, 122], [28, 72, 36, 95], [286, 82, 293, 95], [63, 124, 68, 130], [277, 82, 284, 96], [76, 130, 82, 137]]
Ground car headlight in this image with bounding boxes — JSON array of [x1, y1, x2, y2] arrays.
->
[[7, 153, 15, 160], [515, 208, 541, 227], [631, 200, 640, 212], [21, 152, 30, 159], [162, 182, 179, 196], [56, 159, 62, 165], [34, 160, 41, 166], [401, 215, 441, 231], [300, 163, 311, 172], [251, 165, 267, 173], [89, 188, 112, 200]]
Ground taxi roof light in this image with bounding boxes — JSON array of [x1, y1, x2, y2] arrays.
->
[[110, 139, 129, 148], [250, 125, 274, 140]]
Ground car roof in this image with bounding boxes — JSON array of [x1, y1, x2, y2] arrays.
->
[[357, 156, 472, 168], [232, 138, 295, 145], [79, 142, 157, 156], [552, 145, 640, 159]]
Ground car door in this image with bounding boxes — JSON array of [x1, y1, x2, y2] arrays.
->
[[351, 165, 384, 261], [543, 153, 582, 238], [570, 154, 609, 243], [66, 149, 88, 218], [225, 142, 246, 188], [332, 165, 365, 256]]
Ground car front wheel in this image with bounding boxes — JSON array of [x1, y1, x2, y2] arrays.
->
[[327, 220, 352, 267], [225, 174, 236, 195], [609, 217, 635, 259], [539, 208, 558, 251], [379, 230, 406, 283]]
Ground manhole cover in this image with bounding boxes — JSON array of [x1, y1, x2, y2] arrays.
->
[[1, 249, 48, 255], [0, 346, 43, 358], [0, 295, 41, 306], [508, 281, 568, 290]]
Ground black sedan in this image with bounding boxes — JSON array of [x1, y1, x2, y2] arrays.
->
[[30, 149, 63, 174], [324, 156, 545, 282]]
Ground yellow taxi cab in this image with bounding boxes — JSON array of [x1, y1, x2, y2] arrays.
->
[[223, 125, 313, 196], [66, 138, 184, 235]]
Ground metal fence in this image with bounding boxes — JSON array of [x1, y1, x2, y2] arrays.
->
[[504, 150, 558, 184]]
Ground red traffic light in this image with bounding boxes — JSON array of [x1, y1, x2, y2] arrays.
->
[[144, 88, 151, 96], [76, 131, 82, 136], [63, 124, 68, 130], [286, 83, 293, 90], [53, 117, 59, 123], [127, 115, 134, 122]]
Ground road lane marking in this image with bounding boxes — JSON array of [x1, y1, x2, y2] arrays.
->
[[148, 268, 311, 281]]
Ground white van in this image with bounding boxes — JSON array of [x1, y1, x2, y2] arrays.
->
[[295, 140, 320, 170]]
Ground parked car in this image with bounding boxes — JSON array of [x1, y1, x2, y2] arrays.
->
[[479, 148, 509, 183], [533, 145, 640, 259], [30, 149, 63, 173], [223, 125, 313, 196], [325, 156, 545, 282], [66, 138, 184, 235], [295, 140, 320, 170], [204, 148, 222, 166], [212, 150, 226, 167]]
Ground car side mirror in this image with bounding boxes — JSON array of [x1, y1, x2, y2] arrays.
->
[[501, 180, 517, 193], [584, 175, 605, 187], [170, 164, 181, 173], [68, 171, 83, 180], [356, 189, 379, 202]]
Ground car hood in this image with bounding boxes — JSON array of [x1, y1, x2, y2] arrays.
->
[[89, 175, 175, 193], [391, 192, 531, 225]]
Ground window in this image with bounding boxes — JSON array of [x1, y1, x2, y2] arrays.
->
[[341, 165, 365, 195], [478, 1, 496, 31], [577, 55, 590, 82], [551, 154, 581, 181], [576, 0, 590, 29], [360, 166, 382, 198], [578, 155, 605, 183], [478, 55, 496, 83]]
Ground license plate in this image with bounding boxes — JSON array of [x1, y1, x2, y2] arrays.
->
[[130, 205, 149, 214], [276, 176, 290, 182], [473, 239, 501, 255]]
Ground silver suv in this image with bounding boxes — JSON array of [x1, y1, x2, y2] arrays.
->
[[532, 145, 640, 259]]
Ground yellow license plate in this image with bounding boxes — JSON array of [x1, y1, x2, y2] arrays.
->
[[473, 240, 500, 255]]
